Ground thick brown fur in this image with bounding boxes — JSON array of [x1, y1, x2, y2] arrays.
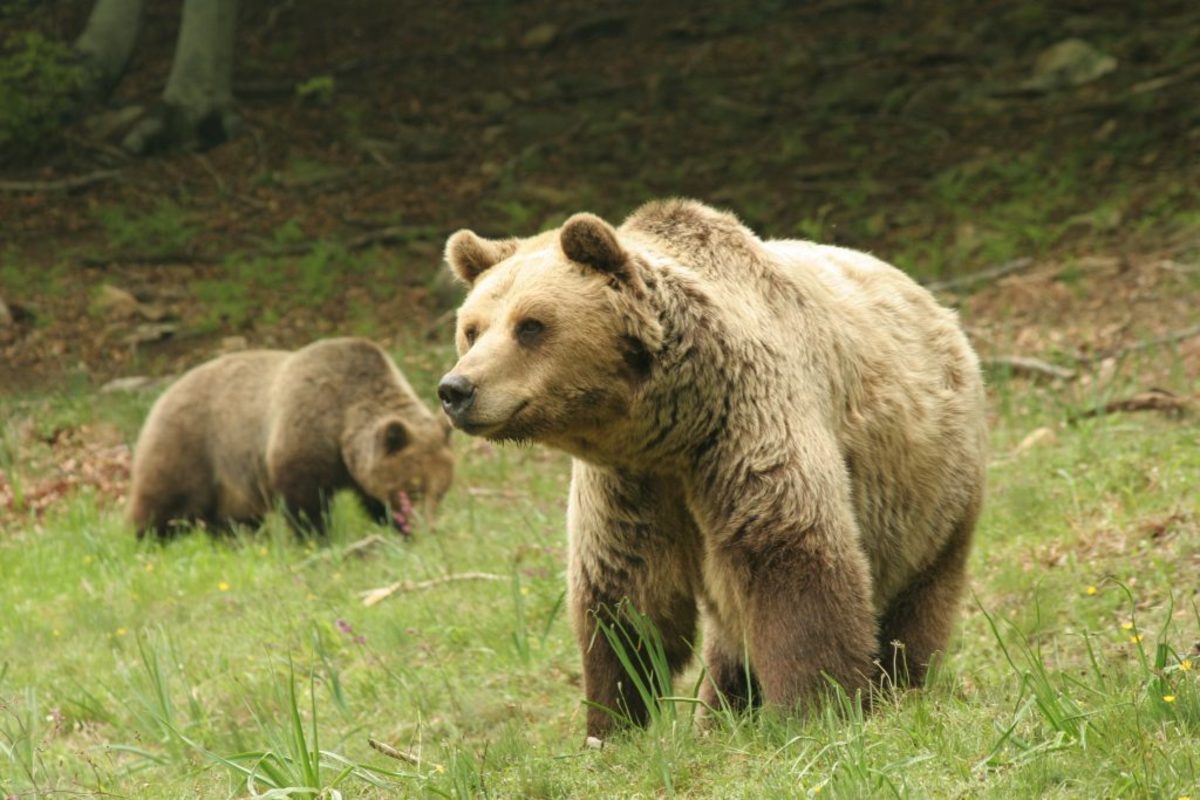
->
[[441, 199, 987, 739], [128, 337, 454, 538]]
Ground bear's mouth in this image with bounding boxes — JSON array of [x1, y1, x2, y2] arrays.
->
[[388, 490, 414, 537], [458, 399, 529, 438]]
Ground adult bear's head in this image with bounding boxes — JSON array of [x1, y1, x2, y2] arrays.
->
[[437, 213, 663, 453]]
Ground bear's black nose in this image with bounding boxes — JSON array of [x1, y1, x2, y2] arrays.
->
[[438, 374, 476, 420]]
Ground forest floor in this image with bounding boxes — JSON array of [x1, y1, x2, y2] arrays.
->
[[2, 0, 1199, 391], [1, 2, 1199, 798]]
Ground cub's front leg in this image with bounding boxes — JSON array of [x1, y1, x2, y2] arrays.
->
[[567, 461, 701, 740]]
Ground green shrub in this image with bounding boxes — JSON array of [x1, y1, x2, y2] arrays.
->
[[0, 31, 86, 159]]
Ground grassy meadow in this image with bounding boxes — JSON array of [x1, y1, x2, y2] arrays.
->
[[1, 335, 1197, 800]]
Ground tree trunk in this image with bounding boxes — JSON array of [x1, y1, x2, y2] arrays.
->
[[123, 0, 239, 154], [74, 0, 146, 100]]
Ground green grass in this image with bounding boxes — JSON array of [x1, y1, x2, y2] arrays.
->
[[1, 346, 1198, 798], [93, 201, 200, 256]]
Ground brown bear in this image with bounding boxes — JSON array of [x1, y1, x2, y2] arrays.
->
[[128, 337, 455, 538], [438, 199, 987, 739]]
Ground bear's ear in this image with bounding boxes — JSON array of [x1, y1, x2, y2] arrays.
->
[[559, 213, 629, 279], [382, 420, 409, 454], [445, 230, 518, 286]]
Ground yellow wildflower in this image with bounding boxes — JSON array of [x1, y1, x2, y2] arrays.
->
[[1085, 585, 1097, 595], [218, 581, 230, 592], [1130, 635, 1143, 644], [116, 627, 128, 637], [1180, 659, 1193, 672], [1162, 695, 1176, 704], [259, 546, 269, 556], [1121, 621, 1134, 631]]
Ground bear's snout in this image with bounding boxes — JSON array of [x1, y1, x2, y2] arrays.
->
[[438, 373, 477, 421]]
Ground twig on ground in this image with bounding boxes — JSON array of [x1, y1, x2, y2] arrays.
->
[[0, 169, 122, 193], [192, 154, 226, 194], [981, 324, 1200, 384], [368, 737, 422, 766], [1074, 388, 1194, 420], [1077, 323, 1200, 364], [423, 308, 457, 341], [981, 355, 1077, 382], [342, 533, 387, 558], [360, 571, 506, 607], [1130, 60, 1200, 95], [924, 258, 1034, 293]]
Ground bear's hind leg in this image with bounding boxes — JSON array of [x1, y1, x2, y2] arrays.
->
[[876, 518, 974, 688]]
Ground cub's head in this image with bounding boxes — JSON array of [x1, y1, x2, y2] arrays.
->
[[342, 410, 455, 536], [437, 213, 662, 453]]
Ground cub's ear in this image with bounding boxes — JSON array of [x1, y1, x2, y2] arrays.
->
[[381, 420, 409, 454], [560, 213, 629, 279], [445, 230, 518, 286]]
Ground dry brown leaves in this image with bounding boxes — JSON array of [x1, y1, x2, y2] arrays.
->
[[0, 422, 131, 524], [964, 255, 1200, 389]]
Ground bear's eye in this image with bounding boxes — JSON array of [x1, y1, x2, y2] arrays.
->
[[383, 422, 409, 454], [463, 325, 478, 346], [515, 318, 545, 347]]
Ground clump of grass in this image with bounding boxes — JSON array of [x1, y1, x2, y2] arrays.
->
[[188, 659, 419, 797], [93, 201, 199, 255], [0, 685, 50, 796]]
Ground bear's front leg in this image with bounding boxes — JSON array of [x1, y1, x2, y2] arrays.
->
[[699, 446, 879, 716], [742, 539, 877, 711], [266, 449, 335, 536], [568, 462, 701, 740]]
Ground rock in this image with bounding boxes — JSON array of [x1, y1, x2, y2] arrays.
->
[[1023, 39, 1117, 92], [93, 285, 174, 322], [217, 335, 248, 354], [427, 267, 465, 313], [520, 23, 559, 51], [100, 376, 162, 394], [94, 285, 140, 319], [584, 736, 603, 750], [124, 323, 177, 346]]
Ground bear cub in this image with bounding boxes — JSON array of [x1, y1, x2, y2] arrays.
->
[[439, 199, 987, 738], [129, 337, 454, 538]]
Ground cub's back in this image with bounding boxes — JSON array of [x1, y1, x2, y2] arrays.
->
[[132, 350, 288, 481]]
